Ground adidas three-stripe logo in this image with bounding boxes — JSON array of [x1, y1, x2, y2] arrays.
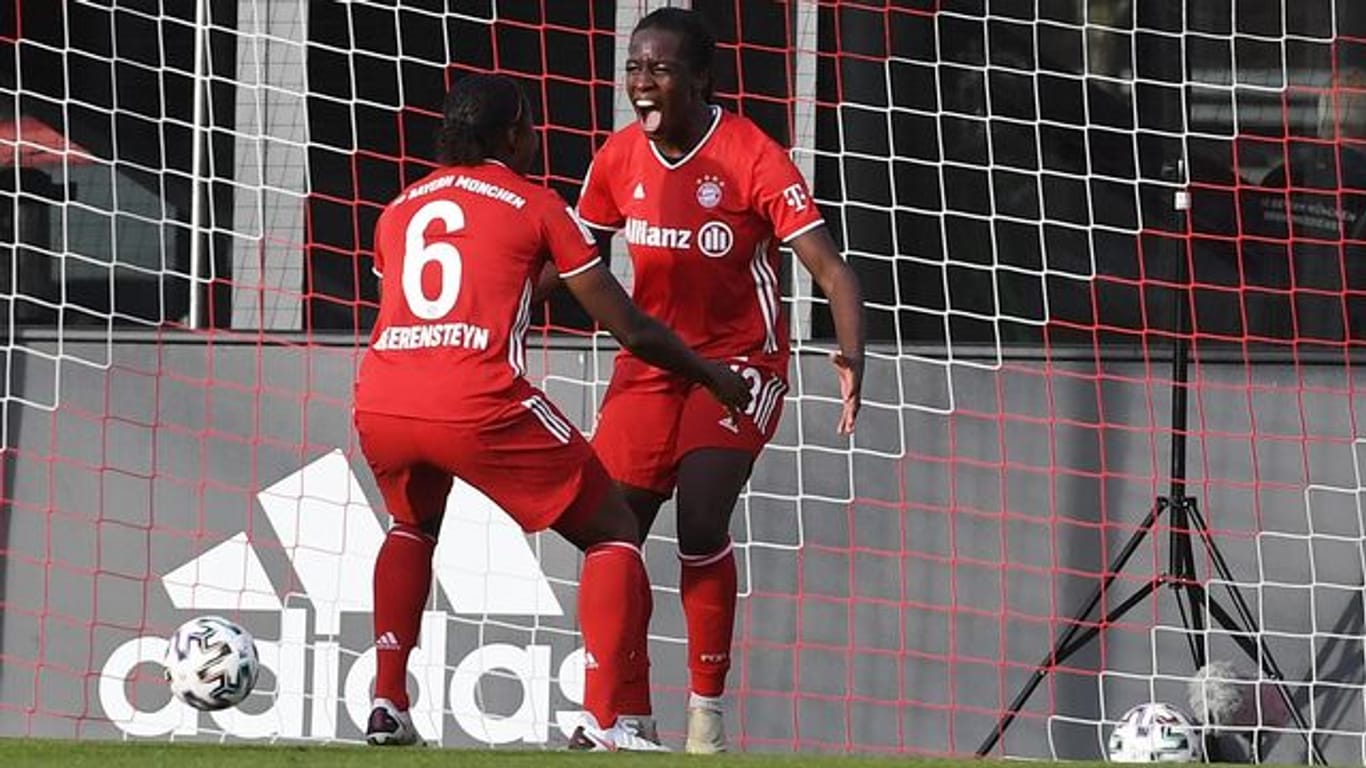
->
[[522, 395, 573, 444]]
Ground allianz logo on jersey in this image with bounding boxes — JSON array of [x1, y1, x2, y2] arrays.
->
[[98, 449, 589, 746], [624, 216, 733, 258]]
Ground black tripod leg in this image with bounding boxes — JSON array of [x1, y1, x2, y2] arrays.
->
[[1169, 497, 1208, 669], [975, 501, 1167, 757], [1053, 577, 1167, 660], [1187, 501, 1325, 765]]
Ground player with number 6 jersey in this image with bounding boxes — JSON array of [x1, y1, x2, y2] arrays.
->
[[573, 8, 867, 754], [356, 140, 592, 429], [352, 73, 750, 752]]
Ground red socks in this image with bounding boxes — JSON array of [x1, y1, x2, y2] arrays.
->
[[579, 541, 652, 727], [372, 524, 436, 711], [680, 543, 737, 698]]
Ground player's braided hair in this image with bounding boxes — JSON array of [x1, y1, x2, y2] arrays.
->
[[634, 7, 716, 102], [436, 73, 528, 166]]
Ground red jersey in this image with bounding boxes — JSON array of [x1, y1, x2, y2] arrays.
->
[[576, 108, 825, 363], [355, 161, 599, 423]]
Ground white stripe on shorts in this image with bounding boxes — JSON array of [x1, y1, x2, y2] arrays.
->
[[522, 395, 572, 444]]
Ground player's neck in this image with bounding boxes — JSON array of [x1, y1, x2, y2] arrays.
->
[[652, 103, 714, 160]]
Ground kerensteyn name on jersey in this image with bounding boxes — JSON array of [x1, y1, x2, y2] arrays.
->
[[372, 322, 491, 351]]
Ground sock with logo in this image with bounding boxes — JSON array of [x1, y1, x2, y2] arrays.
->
[[680, 542, 737, 698], [372, 524, 437, 711], [579, 541, 652, 728], [616, 548, 654, 718]]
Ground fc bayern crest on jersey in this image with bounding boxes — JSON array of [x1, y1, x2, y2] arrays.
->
[[696, 175, 725, 209]]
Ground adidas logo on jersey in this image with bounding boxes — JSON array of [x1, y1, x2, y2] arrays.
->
[[632, 182, 645, 200]]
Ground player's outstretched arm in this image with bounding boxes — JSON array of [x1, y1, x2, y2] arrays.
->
[[564, 263, 751, 413], [791, 225, 866, 435]]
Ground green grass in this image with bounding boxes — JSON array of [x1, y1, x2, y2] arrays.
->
[[0, 738, 1109, 768]]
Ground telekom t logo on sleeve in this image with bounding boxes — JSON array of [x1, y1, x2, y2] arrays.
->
[[782, 183, 808, 212]]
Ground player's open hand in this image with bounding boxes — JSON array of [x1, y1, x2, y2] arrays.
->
[[830, 351, 863, 435], [705, 363, 753, 417]]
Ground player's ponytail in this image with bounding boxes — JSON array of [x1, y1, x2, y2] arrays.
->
[[436, 74, 529, 166], [634, 7, 716, 103]]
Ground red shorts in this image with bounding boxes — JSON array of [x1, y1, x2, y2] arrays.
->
[[354, 396, 611, 533], [591, 354, 789, 495]]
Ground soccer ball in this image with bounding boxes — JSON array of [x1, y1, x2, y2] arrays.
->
[[1108, 702, 1203, 763], [163, 615, 260, 711]]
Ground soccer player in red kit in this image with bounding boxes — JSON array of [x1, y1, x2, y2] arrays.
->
[[353, 73, 750, 751], [574, 8, 866, 754]]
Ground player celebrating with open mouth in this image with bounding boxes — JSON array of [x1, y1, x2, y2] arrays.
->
[[574, 7, 867, 755], [353, 73, 750, 751]]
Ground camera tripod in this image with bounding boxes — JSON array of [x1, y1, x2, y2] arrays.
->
[[975, 164, 1324, 764]]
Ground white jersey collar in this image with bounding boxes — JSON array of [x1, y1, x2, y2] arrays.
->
[[648, 105, 722, 170]]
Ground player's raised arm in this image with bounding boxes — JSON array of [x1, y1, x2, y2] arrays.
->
[[752, 137, 867, 435], [790, 225, 866, 435], [565, 262, 750, 414]]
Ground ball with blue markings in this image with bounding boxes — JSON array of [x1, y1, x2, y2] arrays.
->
[[163, 615, 259, 712]]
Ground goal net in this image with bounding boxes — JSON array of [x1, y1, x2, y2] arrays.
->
[[2, 0, 1366, 760]]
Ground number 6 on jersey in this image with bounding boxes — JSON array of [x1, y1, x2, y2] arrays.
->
[[402, 199, 465, 320]]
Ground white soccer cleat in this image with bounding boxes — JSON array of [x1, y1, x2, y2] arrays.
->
[[686, 705, 728, 754], [365, 697, 422, 746], [567, 715, 669, 752], [618, 716, 663, 746]]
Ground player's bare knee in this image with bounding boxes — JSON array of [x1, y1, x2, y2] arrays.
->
[[677, 517, 728, 558], [599, 499, 641, 547], [416, 515, 443, 540], [554, 494, 639, 552], [621, 485, 667, 542], [626, 506, 653, 546]]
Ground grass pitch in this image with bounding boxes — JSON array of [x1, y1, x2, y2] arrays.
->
[[0, 738, 1115, 768]]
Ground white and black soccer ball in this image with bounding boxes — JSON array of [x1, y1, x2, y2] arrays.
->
[[163, 615, 260, 711], [1108, 702, 1204, 763]]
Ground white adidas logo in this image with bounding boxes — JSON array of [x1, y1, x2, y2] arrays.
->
[[99, 449, 588, 746], [160, 448, 561, 628], [632, 182, 645, 200], [375, 631, 401, 651]]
